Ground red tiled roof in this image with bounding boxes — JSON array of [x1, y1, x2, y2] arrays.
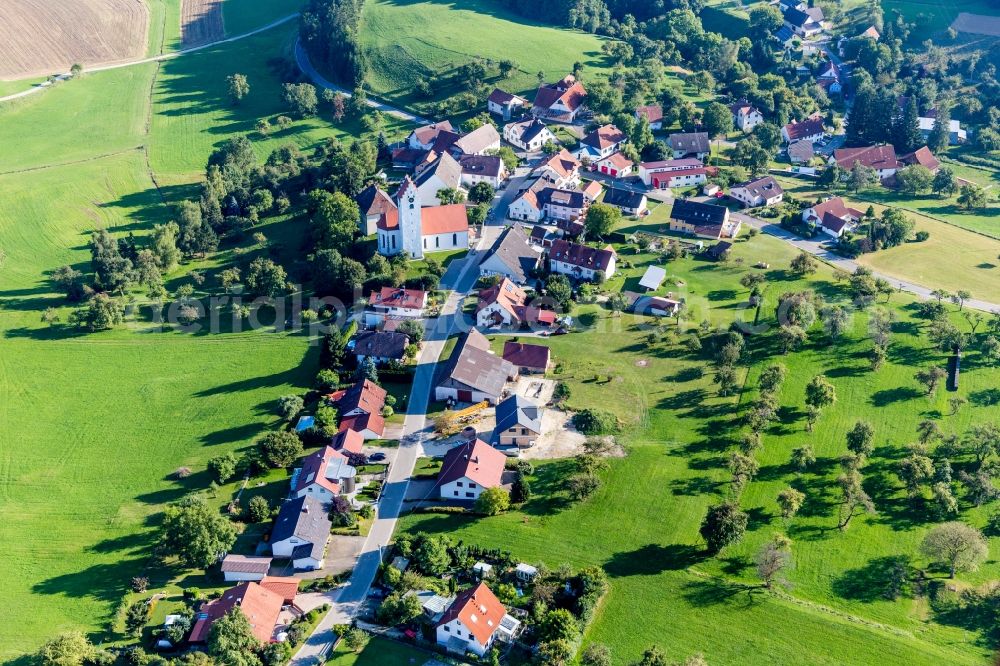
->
[[438, 439, 506, 490], [369, 287, 427, 311], [636, 104, 663, 123], [640, 158, 704, 171], [809, 197, 863, 220], [436, 583, 507, 647], [834, 144, 900, 171], [533, 79, 587, 112], [582, 124, 626, 150], [331, 428, 364, 454], [377, 205, 469, 234], [189, 582, 286, 643], [330, 378, 386, 417], [503, 341, 551, 370], [783, 115, 825, 141], [901, 146, 940, 172], [259, 576, 299, 604], [536, 149, 580, 180], [294, 445, 351, 494], [599, 152, 633, 170], [412, 121, 455, 146], [340, 411, 385, 438]]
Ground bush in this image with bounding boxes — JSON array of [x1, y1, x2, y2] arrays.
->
[[573, 409, 619, 435], [914, 230, 930, 242], [475, 487, 510, 515], [245, 495, 271, 523]]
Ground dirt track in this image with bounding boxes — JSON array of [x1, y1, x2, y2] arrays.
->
[[950, 12, 1000, 37], [0, 0, 148, 79], [181, 0, 225, 47]]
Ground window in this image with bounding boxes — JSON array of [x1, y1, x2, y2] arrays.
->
[[454, 490, 459, 497], [436, 236, 440, 248], [521, 428, 528, 435], [444, 625, 450, 632], [456, 481, 463, 487], [453, 233, 458, 245], [391, 235, 396, 249], [466, 492, 475, 498], [423, 237, 427, 248], [469, 482, 477, 489]]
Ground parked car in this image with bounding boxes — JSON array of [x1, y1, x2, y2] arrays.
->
[[369, 452, 386, 461]]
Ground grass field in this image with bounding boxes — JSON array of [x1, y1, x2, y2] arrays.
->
[[358, 0, 614, 111], [400, 231, 1000, 665], [774, 176, 1000, 301], [882, 0, 1000, 41]]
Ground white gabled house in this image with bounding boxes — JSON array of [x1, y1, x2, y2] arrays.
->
[[435, 583, 520, 657], [548, 239, 616, 282], [729, 176, 784, 208]]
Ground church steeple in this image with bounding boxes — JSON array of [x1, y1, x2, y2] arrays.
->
[[396, 176, 423, 259]]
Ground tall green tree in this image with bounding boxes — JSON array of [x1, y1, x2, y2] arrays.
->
[[209, 609, 262, 666], [159, 496, 237, 568]]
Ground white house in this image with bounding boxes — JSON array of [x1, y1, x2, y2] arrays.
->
[[476, 278, 554, 329], [365, 287, 427, 327], [801, 197, 864, 238], [635, 104, 663, 130], [593, 152, 634, 178], [478, 224, 541, 284], [638, 159, 707, 189], [503, 118, 557, 151], [269, 496, 331, 570], [407, 121, 457, 151], [437, 438, 506, 501], [781, 116, 825, 144], [919, 117, 967, 144], [531, 149, 581, 188], [666, 132, 710, 160], [291, 445, 357, 501], [435, 583, 519, 657], [435, 329, 517, 405], [355, 185, 396, 236], [220, 555, 272, 582], [729, 176, 784, 208], [783, 5, 824, 37], [377, 177, 469, 258], [452, 123, 502, 156], [575, 124, 627, 161], [531, 74, 587, 122], [488, 89, 528, 121], [459, 154, 507, 189], [413, 152, 465, 206], [730, 101, 764, 132], [548, 239, 616, 281]]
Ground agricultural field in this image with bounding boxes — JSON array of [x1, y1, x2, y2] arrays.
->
[[0, 0, 148, 79], [181, 0, 225, 47], [358, 0, 615, 112], [773, 175, 1000, 300], [400, 230, 1000, 665]]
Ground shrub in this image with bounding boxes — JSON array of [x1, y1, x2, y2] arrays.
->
[[246, 495, 271, 523], [573, 409, 619, 435]]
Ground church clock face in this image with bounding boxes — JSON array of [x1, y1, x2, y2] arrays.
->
[[408, 195, 415, 209]]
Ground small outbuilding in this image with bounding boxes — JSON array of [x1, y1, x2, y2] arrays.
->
[[220, 555, 273, 582], [638, 265, 666, 291]]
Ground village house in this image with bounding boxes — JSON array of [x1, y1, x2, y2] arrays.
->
[[269, 496, 331, 570], [581, 180, 603, 203], [292, 445, 357, 501], [787, 139, 815, 164], [801, 196, 864, 238], [900, 145, 940, 173], [635, 104, 664, 130], [632, 294, 682, 316], [377, 177, 469, 258], [365, 286, 428, 327], [331, 428, 365, 454], [919, 116, 967, 144], [782, 5, 824, 37], [188, 578, 299, 643], [350, 330, 410, 365], [476, 278, 555, 329], [548, 239, 617, 281], [436, 583, 520, 656], [355, 184, 395, 236], [488, 88, 528, 121], [638, 158, 707, 189], [459, 154, 507, 189], [730, 100, 764, 132], [437, 439, 507, 502], [436, 329, 517, 405], [816, 59, 842, 94], [338, 412, 385, 440], [592, 152, 634, 179], [503, 118, 557, 152], [531, 149, 582, 188], [413, 152, 466, 206], [773, 25, 797, 48], [507, 181, 589, 224], [493, 394, 543, 449], [451, 123, 502, 157], [832, 144, 901, 179], [478, 224, 541, 284], [329, 379, 386, 420], [729, 176, 784, 208], [502, 340, 551, 374], [602, 187, 648, 216], [666, 132, 710, 159], [782, 116, 825, 144], [575, 124, 628, 160], [668, 198, 742, 240], [220, 555, 273, 583], [531, 74, 587, 122], [407, 121, 457, 151]]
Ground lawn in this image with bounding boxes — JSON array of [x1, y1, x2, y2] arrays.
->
[[881, 0, 1000, 42], [400, 231, 1000, 665], [326, 636, 432, 665], [774, 176, 1000, 301], [358, 0, 615, 112], [222, 0, 304, 36]]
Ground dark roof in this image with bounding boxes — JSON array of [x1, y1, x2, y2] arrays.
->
[[667, 132, 709, 154], [774, 25, 795, 42], [488, 88, 521, 105], [670, 198, 729, 225], [351, 330, 409, 359], [787, 139, 814, 162], [414, 151, 463, 190], [479, 224, 540, 283], [502, 341, 550, 371], [271, 496, 330, 561], [705, 241, 733, 259], [548, 239, 615, 272], [603, 187, 646, 210], [783, 6, 818, 28], [355, 184, 395, 217], [732, 176, 784, 199], [539, 188, 585, 209], [459, 154, 504, 179], [438, 329, 515, 396], [783, 116, 824, 141], [494, 394, 543, 433]]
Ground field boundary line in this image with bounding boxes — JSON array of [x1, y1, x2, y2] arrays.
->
[[0, 147, 145, 177]]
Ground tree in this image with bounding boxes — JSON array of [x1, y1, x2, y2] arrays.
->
[[244, 257, 288, 298], [920, 522, 989, 578], [90, 228, 134, 293], [755, 537, 792, 589], [282, 82, 318, 117], [545, 273, 573, 310], [896, 165, 933, 194], [790, 251, 818, 275], [72, 293, 125, 332], [468, 181, 494, 205], [209, 609, 261, 666], [343, 628, 370, 654], [927, 105, 952, 153], [777, 325, 807, 354], [703, 102, 734, 140], [585, 202, 621, 240], [846, 421, 875, 458], [699, 502, 748, 553], [226, 74, 250, 105], [413, 535, 451, 575], [957, 184, 987, 211], [982, 336, 1000, 364], [51, 265, 87, 301], [475, 487, 510, 515], [777, 487, 805, 519], [277, 395, 304, 421], [791, 445, 815, 471], [847, 161, 877, 192], [537, 608, 579, 643], [837, 470, 875, 529], [805, 375, 836, 411], [309, 190, 360, 251], [355, 356, 378, 384], [819, 305, 849, 340], [498, 58, 518, 78], [257, 431, 303, 468], [37, 632, 104, 666], [246, 495, 271, 523], [208, 452, 239, 483], [914, 366, 947, 396], [892, 96, 923, 153], [580, 643, 612, 666], [159, 495, 237, 568], [436, 188, 465, 205], [932, 167, 957, 197], [758, 363, 786, 395], [151, 222, 182, 272]]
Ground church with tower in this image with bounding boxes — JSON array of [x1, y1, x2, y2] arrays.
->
[[376, 177, 471, 259]]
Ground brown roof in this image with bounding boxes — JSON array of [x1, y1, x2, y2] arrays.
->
[[477, 278, 555, 325], [330, 378, 387, 416], [340, 411, 385, 437], [535, 149, 580, 180], [582, 180, 603, 201], [582, 124, 627, 150], [808, 197, 863, 221], [351, 330, 409, 359], [834, 144, 900, 170], [438, 440, 506, 490], [900, 146, 940, 172], [636, 104, 663, 123], [259, 576, 300, 604], [667, 132, 709, 154], [411, 121, 456, 146], [460, 154, 504, 179], [189, 582, 286, 643], [378, 204, 470, 234], [369, 287, 427, 311], [783, 116, 824, 141], [220, 555, 272, 575], [436, 583, 507, 647], [732, 176, 783, 199], [439, 329, 516, 397], [503, 341, 550, 370], [549, 239, 614, 272], [533, 75, 587, 113], [488, 88, 523, 105], [356, 185, 396, 217], [478, 225, 540, 283]]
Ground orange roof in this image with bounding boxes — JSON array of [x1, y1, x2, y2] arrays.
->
[[259, 576, 299, 604], [537, 149, 580, 179], [583, 124, 627, 150], [332, 428, 365, 454], [189, 582, 285, 643], [340, 412, 385, 438], [439, 439, 506, 489], [294, 445, 351, 494], [378, 204, 469, 234], [331, 378, 387, 417], [437, 583, 507, 646], [582, 180, 603, 200], [600, 152, 633, 170], [369, 286, 427, 311]]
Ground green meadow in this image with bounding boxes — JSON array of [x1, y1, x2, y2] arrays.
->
[[400, 231, 1000, 665]]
